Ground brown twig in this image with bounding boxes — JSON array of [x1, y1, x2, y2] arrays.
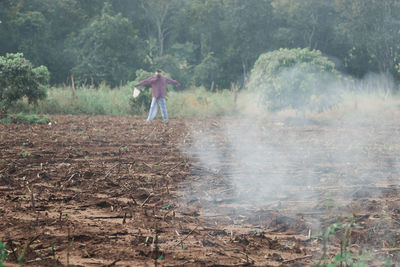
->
[[105, 163, 119, 178], [66, 173, 77, 184], [165, 162, 183, 175], [153, 224, 160, 265], [130, 195, 138, 205], [104, 259, 121, 267], [379, 248, 400, 252], [154, 156, 167, 167], [165, 182, 170, 194], [27, 186, 36, 211], [143, 162, 153, 170], [19, 234, 41, 263], [122, 212, 127, 224], [163, 209, 172, 221], [216, 248, 248, 264], [141, 193, 153, 207], [282, 255, 312, 264], [61, 173, 77, 189], [8, 240, 18, 261], [26, 256, 52, 263], [176, 225, 199, 247], [238, 251, 255, 263]]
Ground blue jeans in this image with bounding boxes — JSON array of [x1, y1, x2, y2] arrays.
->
[[147, 97, 168, 122]]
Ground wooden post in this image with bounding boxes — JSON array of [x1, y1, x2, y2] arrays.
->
[[231, 82, 238, 111], [71, 76, 76, 99], [210, 81, 214, 92], [0, 95, 6, 118]]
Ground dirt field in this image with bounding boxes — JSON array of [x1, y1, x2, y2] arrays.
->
[[1, 115, 400, 266]]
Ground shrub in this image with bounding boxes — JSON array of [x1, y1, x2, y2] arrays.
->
[[0, 113, 50, 124], [192, 53, 219, 89], [248, 48, 341, 115], [0, 53, 49, 113], [67, 3, 143, 87], [129, 69, 153, 114], [128, 69, 181, 115]]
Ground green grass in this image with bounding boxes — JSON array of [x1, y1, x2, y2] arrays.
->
[[7, 85, 238, 117], [38, 85, 132, 116], [5, 83, 400, 119], [168, 86, 236, 117], [0, 113, 50, 124]]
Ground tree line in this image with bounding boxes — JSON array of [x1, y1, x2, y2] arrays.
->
[[1, 0, 399, 89]]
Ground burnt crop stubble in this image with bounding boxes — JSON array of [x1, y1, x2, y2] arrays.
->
[[0, 115, 400, 266]]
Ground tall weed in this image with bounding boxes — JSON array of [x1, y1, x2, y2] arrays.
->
[[168, 87, 235, 117], [9, 85, 133, 116], [6, 83, 400, 119], [8, 85, 238, 117]]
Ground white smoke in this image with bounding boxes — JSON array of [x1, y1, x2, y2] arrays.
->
[[182, 71, 400, 233]]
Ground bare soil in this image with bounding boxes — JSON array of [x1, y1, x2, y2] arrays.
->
[[1, 115, 400, 266]]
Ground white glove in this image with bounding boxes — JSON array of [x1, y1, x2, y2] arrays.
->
[[133, 87, 140, 98]]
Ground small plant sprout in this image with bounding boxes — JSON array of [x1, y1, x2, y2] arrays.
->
[[0, 241, 9, 267], [252, 229, 261, 236], [314, 214, 367, 267], [21, 148, 33, 158], [51, 245, 57, 267]]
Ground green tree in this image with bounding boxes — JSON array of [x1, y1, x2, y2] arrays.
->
[[67, 2, 144, 87], [3, 0, 104, 84], [137, 0, 195, 88], [0, 53, 49, 113], [220, 0, 275, 87], [151, 42, 197, 89], [335, 0, 400, 78], [2, 0, 400, 90], [248, 48, 341, 115], [140, 0, 179, 57], [32, 0, 104, 83], [193, 52, 219, 89], [271, 0, 339, 51], [0, 0, 17, 55], [10, 10, 50, 67]]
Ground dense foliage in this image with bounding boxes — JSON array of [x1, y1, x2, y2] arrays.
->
[[0, 53, 49, 112], [129, 69, 153, 114], [67, 3, 144, 87], [248, 48, 341, 113], [1, 0, 399, 88]]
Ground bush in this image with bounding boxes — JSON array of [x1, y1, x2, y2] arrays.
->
[[248, 48, 341, 115], [67, 3, 144, 87], [192, 53, 219, 89], [0, 53, 49, 112], [0, 113, 50, 124], [129, 69, 154, 114]]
